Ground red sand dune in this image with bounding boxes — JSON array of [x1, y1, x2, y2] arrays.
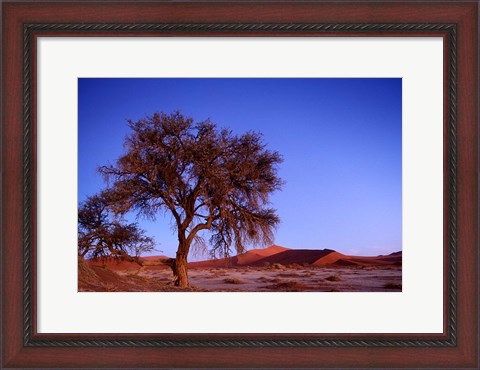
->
[[189, 245, 288, 268], [188, 256, 238, 268], [88, 259, 141, 271], [345, 254, 402, 266], [87, 247, 402, 270], [251, 249, 335, 266], [87, 255, 170, 270], [329, 258, 360, 266], [236, 245, 288, 265], [313, 251, 348, 266], [314, 251, 402, 267], [141, 255, 170, 261]]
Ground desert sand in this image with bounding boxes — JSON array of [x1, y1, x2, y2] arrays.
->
[[80, 245, 401, 292]]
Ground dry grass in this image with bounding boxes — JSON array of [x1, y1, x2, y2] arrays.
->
[[223, 278, 244, 284], [81, 258, 402, 292], [79, 258, 206, 292], [326, 275, 341, 282], [265, 280, 309, 291]]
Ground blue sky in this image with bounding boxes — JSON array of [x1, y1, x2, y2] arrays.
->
[[79, 78, 402, 259]]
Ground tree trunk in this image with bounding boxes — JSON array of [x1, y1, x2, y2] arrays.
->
[[172, 227, 193, 288], [174, 252, 189, 287]]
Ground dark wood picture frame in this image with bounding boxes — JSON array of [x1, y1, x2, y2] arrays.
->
[[2, 1, 478, 368]]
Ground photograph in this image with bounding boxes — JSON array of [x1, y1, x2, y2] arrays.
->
[[4, 1, 477, 367], [78, 78, 402, 292]]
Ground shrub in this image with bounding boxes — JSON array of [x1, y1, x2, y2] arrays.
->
[[223, 278, 244, 284], [266, 280, 309, 291], [326, 275, 340, 282]]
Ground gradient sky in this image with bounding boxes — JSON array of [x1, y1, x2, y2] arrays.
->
[[79, 78, 402, 259]]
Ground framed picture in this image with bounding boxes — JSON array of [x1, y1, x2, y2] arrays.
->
[[2, 1, 478, 369]]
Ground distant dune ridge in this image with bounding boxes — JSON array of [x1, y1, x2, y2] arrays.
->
[[176, 245, 400, 268], [236, 245, 288, 265], [313, 250, 402, 267], [250, 248, 335, 266], [87, 245, 402, 270], [187, 245, 288, 268]]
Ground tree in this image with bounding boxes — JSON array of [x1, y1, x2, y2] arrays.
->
[[78, 194, 156, 264], [99, 111, 283, 287]]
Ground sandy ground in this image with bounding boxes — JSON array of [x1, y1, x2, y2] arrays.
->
[[81, 246, 402, 292], [114, 265, 402, 292]]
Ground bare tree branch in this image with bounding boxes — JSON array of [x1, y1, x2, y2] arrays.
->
[[96, 111, 283, 287]]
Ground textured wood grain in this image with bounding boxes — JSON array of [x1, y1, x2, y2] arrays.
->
[[2, 1, 478, 368]]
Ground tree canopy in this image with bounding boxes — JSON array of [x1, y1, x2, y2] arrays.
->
[[78, 194, 156, 264], [99, 111, 283, 287]]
